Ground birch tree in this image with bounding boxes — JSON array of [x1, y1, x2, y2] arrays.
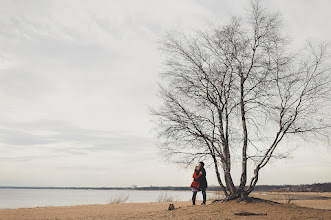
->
[[152, 1, 331, 201]]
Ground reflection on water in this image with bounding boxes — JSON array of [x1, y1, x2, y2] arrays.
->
[[0, 189, 221, 209]]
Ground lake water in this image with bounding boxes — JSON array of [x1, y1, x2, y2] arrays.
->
[[0, 189, 219, 209]]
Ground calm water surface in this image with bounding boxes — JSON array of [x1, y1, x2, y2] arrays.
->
[[0, 189, 218, 209]]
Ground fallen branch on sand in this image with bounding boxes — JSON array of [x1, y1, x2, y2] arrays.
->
[[234, 211, 267, 216]]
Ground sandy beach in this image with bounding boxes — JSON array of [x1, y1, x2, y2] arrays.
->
[[1, 192, 331, 220]]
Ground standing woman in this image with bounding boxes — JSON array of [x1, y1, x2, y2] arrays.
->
[[198, 162, 208, 205], [190, 166, 202, 205]]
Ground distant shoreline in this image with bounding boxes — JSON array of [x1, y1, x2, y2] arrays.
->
[[1, 182, 330, 192]]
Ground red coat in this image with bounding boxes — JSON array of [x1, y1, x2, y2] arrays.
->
[[190, 171, 203, 188]]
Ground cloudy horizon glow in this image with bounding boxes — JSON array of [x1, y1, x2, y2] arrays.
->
[[0, 0, 330, 187]]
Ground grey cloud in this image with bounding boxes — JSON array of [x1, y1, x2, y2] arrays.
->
[[91, 12, 162, 40], [0, 128, 57, 146], [0, 15, 119, 70], [0, 120, 154, 153], [0, 69, 53, 97], [92, 15, 126, 41], [0, 154, 67, 162]]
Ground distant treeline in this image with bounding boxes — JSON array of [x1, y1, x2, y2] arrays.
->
[[1, 182, 330, 192], [253, 182, 331, 192]]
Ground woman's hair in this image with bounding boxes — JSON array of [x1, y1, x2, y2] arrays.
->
[[194, 166, 200, 173]]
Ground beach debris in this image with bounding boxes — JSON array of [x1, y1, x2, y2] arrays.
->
[[168, 204, 175, 210], [234, 211, 267, 216], [211, 199, 225, 204]]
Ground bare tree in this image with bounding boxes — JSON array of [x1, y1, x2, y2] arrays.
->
[[152, 1, 331, 201]]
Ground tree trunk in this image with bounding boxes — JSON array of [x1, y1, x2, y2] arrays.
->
[[212, 155, 228, 197], [239, 68, 248, 192], [223, 165, 237, 196]]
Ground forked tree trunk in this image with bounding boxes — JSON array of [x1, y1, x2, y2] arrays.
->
[[154, 0, 331, 204]]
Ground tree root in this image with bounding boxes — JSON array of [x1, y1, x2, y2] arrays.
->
[[212, 196, 280, 204], [237, 197, 280, 204]]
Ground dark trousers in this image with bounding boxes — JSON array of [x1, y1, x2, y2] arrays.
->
[[192, 191, 197, 205], [201, 188, 206, 204], [192, 188, 207, 205]]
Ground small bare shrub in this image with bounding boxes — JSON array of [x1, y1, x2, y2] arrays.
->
[[285, 194, 294, 203], [108, 194, 129, 204], [156, 192, 177, 202], [208, 192, 225, 200]]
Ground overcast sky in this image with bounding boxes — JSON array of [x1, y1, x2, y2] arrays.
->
[[0, 0, 330, 187]]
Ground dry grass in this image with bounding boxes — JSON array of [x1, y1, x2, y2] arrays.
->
[[251, 192, 331, 209], [107, 194, 129, 204], [207, 191, 225, 201], [156, 192, 177, 202]]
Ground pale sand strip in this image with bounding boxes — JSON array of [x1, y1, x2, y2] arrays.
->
[[0, 201, 192, 220], [1, 192, 331, 220]]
